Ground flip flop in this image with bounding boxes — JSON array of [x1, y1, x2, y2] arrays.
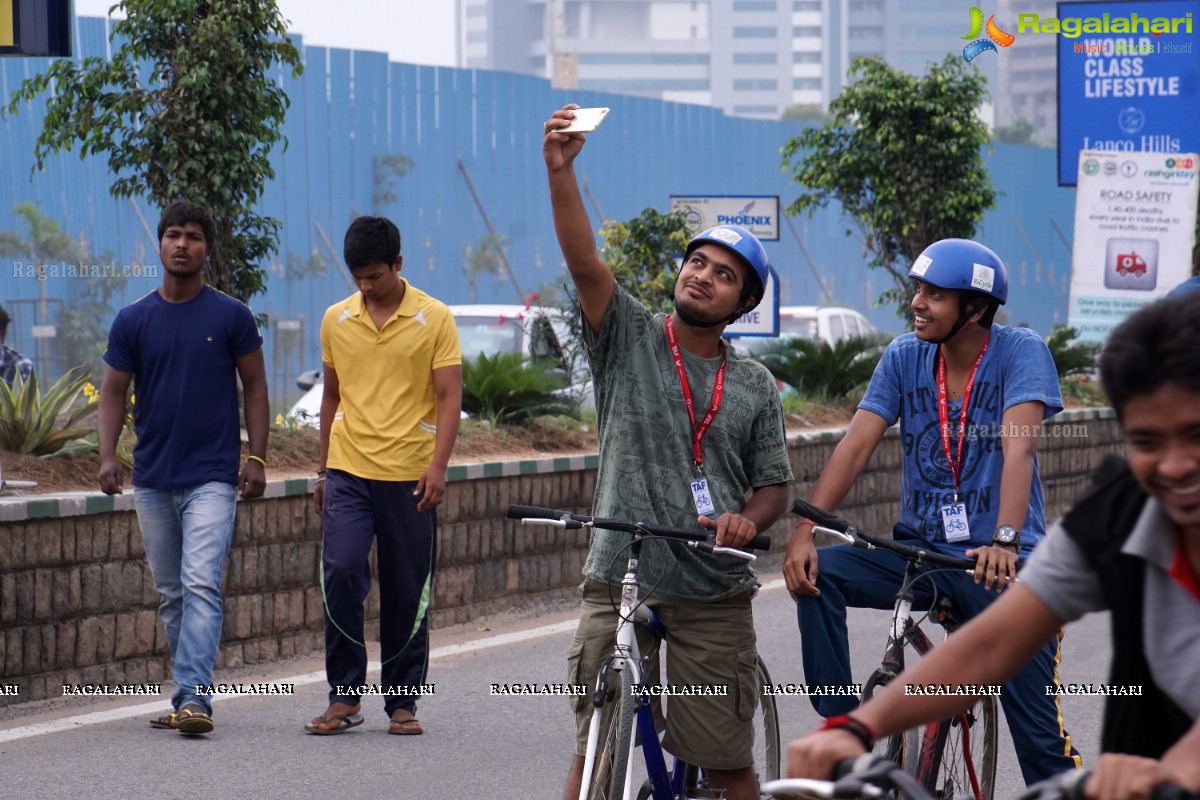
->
[[388, 717, 423, 736], [175, 704, 214, 735], [304, 713, 364, 736], [149, 711, 178, 730]]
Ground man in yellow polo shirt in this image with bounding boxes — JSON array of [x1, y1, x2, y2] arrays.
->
[[305, 216, 462, 736]]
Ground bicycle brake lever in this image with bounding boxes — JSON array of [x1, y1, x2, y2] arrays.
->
[[520, 518, 583, 530], [708, 544, 757, 562], [813, 525, 856, 545]]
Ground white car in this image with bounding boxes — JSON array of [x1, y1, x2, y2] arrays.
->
[[728, 305, 880, 356], [286, 304, 591, 425]]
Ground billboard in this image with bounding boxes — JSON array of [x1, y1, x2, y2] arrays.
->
[[1054, 0, 1199, 185], [1068, 150, 1199, 342], [0, 0, 71, 57], [668, 196, 780, 241]]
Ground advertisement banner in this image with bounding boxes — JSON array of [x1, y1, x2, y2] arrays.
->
[[1068, 150, 1199, 343], [668, 196, 780, 241], [723, 266, 780, 337], [0, 0, 14, 50], [1054, 0, 1199, 186]]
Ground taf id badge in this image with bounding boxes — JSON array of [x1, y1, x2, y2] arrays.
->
[[690, 476, 716, 517], [940, 503, 970, 543]]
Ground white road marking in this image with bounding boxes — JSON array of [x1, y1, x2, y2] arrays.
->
[[0, 580, 786, 743]]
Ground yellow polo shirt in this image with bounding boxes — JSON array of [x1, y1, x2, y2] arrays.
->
[[320, 280, 461, 480]]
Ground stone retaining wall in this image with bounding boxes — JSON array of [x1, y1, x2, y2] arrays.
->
[[0, 410, 1120, 705]]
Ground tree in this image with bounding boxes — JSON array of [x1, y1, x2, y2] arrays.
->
[[781, 55, 996, 322], [373, 154, 415, 210], [0, 202, 88, 377], [994, 119, 1035, 145], [597, 207, 691, 314], [4, 0, 303, 304], [464, 233, 512, 303]]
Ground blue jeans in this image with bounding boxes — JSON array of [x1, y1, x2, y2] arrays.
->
[[796, 533, 1081, 785], [135, 482, 237, 716]]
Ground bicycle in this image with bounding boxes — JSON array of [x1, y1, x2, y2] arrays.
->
[[507, 503, 781, 800], [792, 499, 1001, 800], [763, 755, 1200, 800]]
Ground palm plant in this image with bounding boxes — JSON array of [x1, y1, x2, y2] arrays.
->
[[461, 352, 576, 426], [754, 336, 885, 401]]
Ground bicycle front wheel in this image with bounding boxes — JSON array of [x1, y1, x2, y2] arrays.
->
[[862, 671, 912, 768], [587, 666, 638, 800], [925, 695, 998, 800], [753, 656, 781, 784]]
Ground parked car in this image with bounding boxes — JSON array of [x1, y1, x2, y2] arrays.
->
[[728, 305, 880, 356], [287, 304, 591, 425]]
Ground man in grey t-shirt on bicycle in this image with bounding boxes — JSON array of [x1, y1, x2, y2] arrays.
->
[[544, 104, 794, 800]]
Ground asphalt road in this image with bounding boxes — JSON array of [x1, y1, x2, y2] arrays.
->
[[0, 573, 1110, 800]]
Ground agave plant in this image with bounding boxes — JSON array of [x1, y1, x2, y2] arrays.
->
[[0, 367, 99, 456], [461, 351, 576, 426]]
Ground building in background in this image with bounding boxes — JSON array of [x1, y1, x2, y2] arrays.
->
[[459, 0, 996, 121]]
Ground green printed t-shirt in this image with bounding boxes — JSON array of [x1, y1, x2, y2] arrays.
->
[[582, 288, 793, 603]]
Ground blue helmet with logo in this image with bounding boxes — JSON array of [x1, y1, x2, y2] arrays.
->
[[908, 238, 1008, 305], [684, 224, 770, 304]]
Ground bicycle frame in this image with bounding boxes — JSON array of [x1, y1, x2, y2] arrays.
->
[[578, 544, 700, 800], [810, 520, 995, 800]]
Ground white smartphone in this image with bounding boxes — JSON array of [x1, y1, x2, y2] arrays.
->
[[557, 107, 610, 133]]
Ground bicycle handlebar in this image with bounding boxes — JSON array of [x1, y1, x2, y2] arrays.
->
[[1016, 769, 1200, 800], [506, 504, 772, 552], [791, 498, 979, 571]]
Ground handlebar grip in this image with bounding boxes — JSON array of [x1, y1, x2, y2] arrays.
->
[[748, 533, 772, 551], [506, 504, 574, 521], [832, 757, 860, 780], [791, 498, 852, 532]]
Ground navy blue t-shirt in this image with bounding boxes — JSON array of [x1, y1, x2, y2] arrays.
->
[[104, 287, 262, 489], [859, 325, 1063, 557]]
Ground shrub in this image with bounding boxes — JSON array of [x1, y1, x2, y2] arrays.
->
[[754, 336, 885, 401], [1046, 326, 1101, 378], [461, 352, 576, 426]]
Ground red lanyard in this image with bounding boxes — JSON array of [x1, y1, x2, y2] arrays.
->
[[665, 316, 726, 469], [936, 333, 989, 502]]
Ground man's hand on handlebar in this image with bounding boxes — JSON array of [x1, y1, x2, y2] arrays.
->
[[699, 511, 758, 548], [785, 727, 868, 782], [964, 544, 1019, 592], [1085, 754, 1193, 800], [784, 520, 821, 598]]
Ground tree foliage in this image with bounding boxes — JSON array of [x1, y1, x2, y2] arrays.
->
[[4, 0, 303, 303], [781, 55, 996, 321], [598, 207, 691, 315], [994, 119, 1035, 145]]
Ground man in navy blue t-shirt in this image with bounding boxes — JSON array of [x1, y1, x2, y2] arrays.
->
[[98, 201, 269, 735], [784, 239, 1080, 784]]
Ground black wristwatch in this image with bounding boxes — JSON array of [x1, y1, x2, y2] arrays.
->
[[992, 525, 1021, 551]]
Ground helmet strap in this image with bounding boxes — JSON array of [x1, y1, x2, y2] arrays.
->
[[931, 298, 990, 345]]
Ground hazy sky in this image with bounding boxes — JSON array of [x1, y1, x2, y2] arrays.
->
[[70, 0, 458, 67]]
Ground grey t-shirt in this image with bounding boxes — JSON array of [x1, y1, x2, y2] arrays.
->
[[1020, 500, 1200, 717], [581, 287, 793, 602]]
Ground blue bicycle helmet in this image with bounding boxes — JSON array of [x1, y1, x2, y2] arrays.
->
[[684, 225, 770, 305], [908, 238, 1008, 305]]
